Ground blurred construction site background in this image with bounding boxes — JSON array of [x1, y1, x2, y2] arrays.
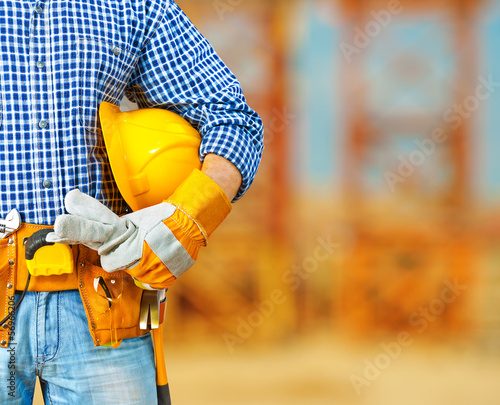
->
[[161, 0, 500, 404], [35, 0, 500, 404]]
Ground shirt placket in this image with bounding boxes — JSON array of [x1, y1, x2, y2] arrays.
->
[[30, 1, 55, 224]]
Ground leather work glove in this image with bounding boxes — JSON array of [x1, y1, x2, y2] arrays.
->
[[47, 169, 232, 289]]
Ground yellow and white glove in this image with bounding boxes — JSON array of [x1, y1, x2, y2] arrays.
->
[[47, 169, 232, 289]]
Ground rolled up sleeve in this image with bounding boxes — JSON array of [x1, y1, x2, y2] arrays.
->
[[125, 0, 264, 200]]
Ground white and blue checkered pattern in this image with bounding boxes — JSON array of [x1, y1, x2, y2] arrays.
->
[[0, 0, 263, 225]]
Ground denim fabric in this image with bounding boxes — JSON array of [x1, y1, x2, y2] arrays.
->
[[0, 290, 157, 404]]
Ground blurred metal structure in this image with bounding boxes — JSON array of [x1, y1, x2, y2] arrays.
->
[[337, 0, 481, 336]]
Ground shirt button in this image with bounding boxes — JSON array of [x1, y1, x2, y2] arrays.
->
[[112, 47, 121, 56], [39, 120, 48, 128], [35, 6, 43, 14], [36, 61, 45, 68], [42, 179, 52, 188]]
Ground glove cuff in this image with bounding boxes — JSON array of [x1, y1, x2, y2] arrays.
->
[[166, 169, 232, 240]]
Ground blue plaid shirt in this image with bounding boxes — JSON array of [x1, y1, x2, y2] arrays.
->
[[0, 0, 263, 225]]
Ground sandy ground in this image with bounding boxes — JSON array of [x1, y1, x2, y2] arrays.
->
[[32, 332, 500, 405]]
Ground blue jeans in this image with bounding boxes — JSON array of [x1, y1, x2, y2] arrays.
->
[[0, 290, 157, 404]]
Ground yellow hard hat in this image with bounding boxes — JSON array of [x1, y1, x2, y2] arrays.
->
[[99, 101, 202, 211]]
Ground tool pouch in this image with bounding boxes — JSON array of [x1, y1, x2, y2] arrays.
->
[[0, 225, 150, 348], [77, 247, 150, 347]]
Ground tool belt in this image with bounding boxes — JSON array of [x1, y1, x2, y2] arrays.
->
[[0, 224, 150, 348]]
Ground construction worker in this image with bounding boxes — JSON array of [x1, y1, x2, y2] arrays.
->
[[0, 1, 263, 404]]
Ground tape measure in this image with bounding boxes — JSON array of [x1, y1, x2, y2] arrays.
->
[[0, 228, 73, 327], [25, 229, 73, 276]]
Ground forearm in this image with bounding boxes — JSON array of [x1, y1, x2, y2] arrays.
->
[[201, 153, 242, 202]]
